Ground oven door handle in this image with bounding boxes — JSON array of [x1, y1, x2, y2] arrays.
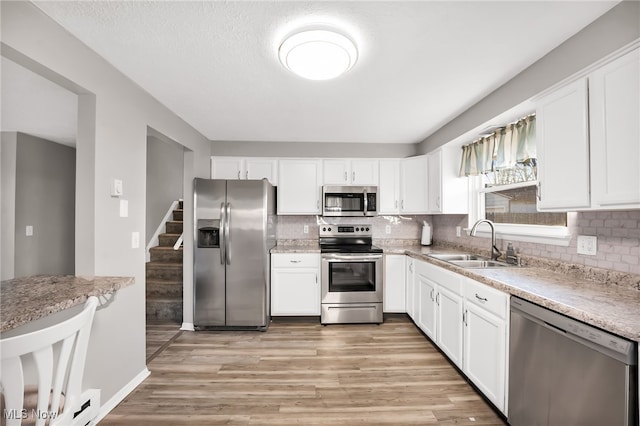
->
[[322, 254, 383, 261]]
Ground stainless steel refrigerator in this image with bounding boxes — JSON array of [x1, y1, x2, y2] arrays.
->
[[193, 178, 276, 329]]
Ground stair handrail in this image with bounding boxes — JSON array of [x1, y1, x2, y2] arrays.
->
[[146, 200, 180, 262], [173, 233, 183, 251]]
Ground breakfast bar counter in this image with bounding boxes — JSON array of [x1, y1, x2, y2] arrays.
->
[[1, 275, 134, 332]]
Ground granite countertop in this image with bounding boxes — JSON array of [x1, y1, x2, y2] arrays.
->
[[1, 275, 134, 332], [394, 245, 640, 343], [271, 241, 640, 342], [271, 240, 321, 253]]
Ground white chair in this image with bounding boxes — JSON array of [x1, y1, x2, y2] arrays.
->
[[1, 296, 98, 426]]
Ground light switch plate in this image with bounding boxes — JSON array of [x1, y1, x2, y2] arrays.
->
[[577, 235, 597, 255], [26, 225, 33, 236], [111, 179, 123, 197], [119, 199, 128, 217], [303, 225, 309, 234], [131, 232, 140, 249], [385, 225, 391, 234]]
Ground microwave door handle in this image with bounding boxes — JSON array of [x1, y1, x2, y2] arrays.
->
[[363, 189, 368, 216]]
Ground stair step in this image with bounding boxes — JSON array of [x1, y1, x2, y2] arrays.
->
[[146, 279, 183, 299], [150, 246, 183, 262], [146, 262, 182, 280], [166, 220, 183, 234], [159, 233, 181, 247], [173, 209, 183, 221], [146, 299, 182, 323]]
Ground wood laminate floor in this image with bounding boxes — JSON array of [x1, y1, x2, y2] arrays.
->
[[104, 316, 506, 425]]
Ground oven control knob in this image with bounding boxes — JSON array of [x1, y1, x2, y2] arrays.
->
[[322, 227, 326, 231], [328, 227, 332, 231], [355, 227, 360, 231], [366, 227, 370, 231]]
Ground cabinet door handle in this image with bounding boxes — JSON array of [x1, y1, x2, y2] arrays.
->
[[395, 200, 398, 208], [463, 309, 468, 326], [436, 292, 440, 306], [344, 171, 348, 181], [475, 293, 488, 302], [245, 170, 248, 179], [401, 200, 404, 209], [352, 171, 356, 181], [315, 274, 318, 284], [237, 170, 241, 180], [430, 288, 434, 301]]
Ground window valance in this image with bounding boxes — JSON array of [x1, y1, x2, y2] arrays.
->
[[459, 114, 536, 178]]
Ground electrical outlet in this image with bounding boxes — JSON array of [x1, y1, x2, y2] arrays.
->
[[456, 226, 461, 237], [577, 235, 597, 255], [303, 225, 309, 234], [385, 225, 391, 234]]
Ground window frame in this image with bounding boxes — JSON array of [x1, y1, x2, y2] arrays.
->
[[466, 176, 572, 246]]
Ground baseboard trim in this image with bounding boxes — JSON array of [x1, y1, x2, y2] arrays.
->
[[94, 367, 150, 424], [180, 322, 194, 331]]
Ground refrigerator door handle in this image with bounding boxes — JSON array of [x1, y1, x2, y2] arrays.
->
[[225, 202, 231, 265], [219, 202, 226, 264]]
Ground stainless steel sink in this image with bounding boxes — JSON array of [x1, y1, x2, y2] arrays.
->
[[427, 253, 517, 268], [449, 260, 511, 268], [428, 253, 486, 261]]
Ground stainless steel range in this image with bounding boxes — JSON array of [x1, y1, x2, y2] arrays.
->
[[319, 224, 383, 324]]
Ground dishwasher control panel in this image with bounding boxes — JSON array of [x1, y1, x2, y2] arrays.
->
[[511, 297, 635, 362]]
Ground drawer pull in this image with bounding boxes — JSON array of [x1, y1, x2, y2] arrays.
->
[[290, 260, 302, 263], [475, 293, 488, 302]]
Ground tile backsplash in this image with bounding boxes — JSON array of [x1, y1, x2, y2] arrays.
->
[[277, 215, 429, 241], [433, 211, 640, 276]]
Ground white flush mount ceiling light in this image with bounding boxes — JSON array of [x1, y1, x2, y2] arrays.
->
[[279, 29, 358, 80]]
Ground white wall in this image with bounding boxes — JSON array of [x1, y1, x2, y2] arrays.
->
[[1, 0, 210, 409], [13, 133, 76, 277], [1, 132, 18, 280], [146, 135, 184, 245]]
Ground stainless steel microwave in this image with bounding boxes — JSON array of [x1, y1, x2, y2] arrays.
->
[[322, 186, 378, 217]]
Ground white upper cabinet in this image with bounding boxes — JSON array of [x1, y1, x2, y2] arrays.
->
[[400, 156, 428, 214], [427, 148, 468, 214], [378, 159, 400, 214], [211, 157, 277, 185], [536, 78, 591, 211], [277, 159, 323, 214], [322, 159, 379, 185], [589, 48, 640, 209], [211, 157, 244, 180], [536, 46, 640, 211]]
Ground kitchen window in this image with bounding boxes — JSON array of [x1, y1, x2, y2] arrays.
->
[[461, 115, 571, 245]]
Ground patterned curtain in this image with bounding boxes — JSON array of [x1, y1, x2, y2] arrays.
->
[[459, 114, 536, 178]]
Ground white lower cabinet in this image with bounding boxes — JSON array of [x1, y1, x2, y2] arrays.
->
[[408, 258, 509, 413], [462, 278, 509, 413], [405, 257, 416, 320], [384, 255, 406, 313], [415, 260, 463, 368], [271, 253, 320, 316]]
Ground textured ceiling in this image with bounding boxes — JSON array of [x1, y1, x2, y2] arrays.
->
[[14, 1, 620, 144]]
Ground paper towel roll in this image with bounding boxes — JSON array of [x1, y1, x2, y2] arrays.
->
[[421, 222, 432, 246]]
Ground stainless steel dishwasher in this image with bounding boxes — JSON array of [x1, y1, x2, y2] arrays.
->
[[509, 297, 637, 426]]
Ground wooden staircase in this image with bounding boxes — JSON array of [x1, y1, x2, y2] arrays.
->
[[146, 201, 183, 323]]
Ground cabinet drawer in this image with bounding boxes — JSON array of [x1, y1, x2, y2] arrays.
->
[[464, 279, 508, 319], [416, 260, 462, 295], [271, 253, 319, 268]]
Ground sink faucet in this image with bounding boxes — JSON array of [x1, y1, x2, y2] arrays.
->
[[470, 219, 501, 261]]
